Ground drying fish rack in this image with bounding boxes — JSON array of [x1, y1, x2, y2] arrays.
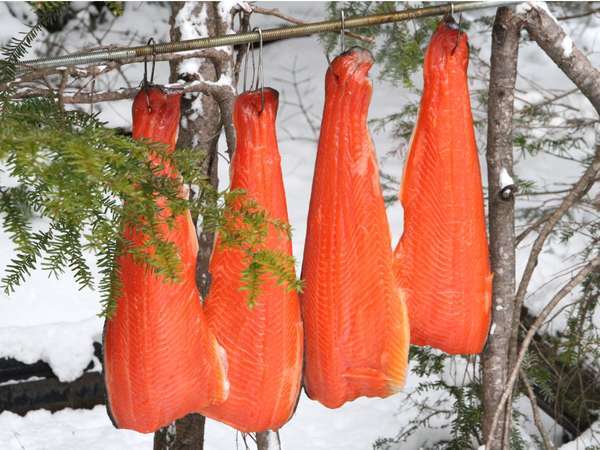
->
[[18, 1, 514, 72]]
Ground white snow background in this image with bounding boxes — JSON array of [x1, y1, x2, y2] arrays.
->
[[0, 2, 598, 449]]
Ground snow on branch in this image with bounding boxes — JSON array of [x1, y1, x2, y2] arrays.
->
[[517, 1, 600, 113]]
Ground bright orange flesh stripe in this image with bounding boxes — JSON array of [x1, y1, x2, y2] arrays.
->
[[103, 87, 228, 433], [301, 48, 410, 409], [393, 23, 493, 355], [200, 89, 303, 432]]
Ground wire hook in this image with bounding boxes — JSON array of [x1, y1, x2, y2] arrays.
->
[[242, 40, 256, 93], [143, 38, 157, 86], [340, 10, 346, 54], [253, 27, 265, 113], [142, 38, 157, 112], [451, 12, 463, 55]]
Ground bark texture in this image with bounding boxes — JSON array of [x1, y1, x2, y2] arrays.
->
[[522, 4, 600, 113], [482, 7, 522, 450], [484, 4, 600, 448], [256, 431, 282, 450], [154, 2, 236, 449]]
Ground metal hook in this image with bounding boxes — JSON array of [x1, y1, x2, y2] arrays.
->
[[149, 38, 156, 85], [143, 38, 157, 86], [142, 38, 157, 112], [253, 27, 265, 113], [241, 9, 255, 92], [444, 2, 456, 24], [451, 12, 463, 55], [340, 10, 346, 54], [242, 40, 256, 93]]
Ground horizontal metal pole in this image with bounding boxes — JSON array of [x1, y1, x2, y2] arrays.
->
[[18, 1, 512, 72]]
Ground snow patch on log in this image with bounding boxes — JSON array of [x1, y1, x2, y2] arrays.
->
[[0, 318, 101, 382]]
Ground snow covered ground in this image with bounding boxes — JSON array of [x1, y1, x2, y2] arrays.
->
[[0, 2, 599, 449]]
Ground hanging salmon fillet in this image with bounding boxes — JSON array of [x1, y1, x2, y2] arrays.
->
[[104, 87, 228, 433], [200, 88, 303, 432], [393, 21, 493, 355], [301, 48, 410, 409]]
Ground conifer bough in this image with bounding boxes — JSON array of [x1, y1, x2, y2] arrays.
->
[[18, 1, 511, 72]]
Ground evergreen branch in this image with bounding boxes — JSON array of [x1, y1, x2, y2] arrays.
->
[[0, 97, 203, 314], [199, 189, 303, 308], [0, 96, 302, 316], [0, 2, 67, 85]]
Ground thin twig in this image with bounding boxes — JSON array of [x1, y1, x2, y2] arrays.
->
[[510, 138, 600, 363], [11, 79, 233, 103], [7, 49, 230, 90], [556, 7, 600, 21], [520, 368, 556, 450], [252, 5, 375, 45], [485, 255, 600, 449], [57, 70, 68, 110]]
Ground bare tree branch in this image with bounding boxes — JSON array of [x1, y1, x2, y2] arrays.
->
[[11, 79, 234, 104], [57, 70, 68, 110], [507, 7, 600, 424], [7, 49, 230, 90], [520, 368, 556, 450], [556, 7, 600, 21], [485, 255, 600, 449], [521, 4, 600, 113], [252, 5, 375, 45], [510, 137, 600, 357]]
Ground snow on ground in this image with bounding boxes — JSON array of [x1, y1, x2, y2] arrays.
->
[[0, 1, 599, 449], [0, 373, 431, 450], [558, 421, 600, 450], [0, 406, 151, 450]]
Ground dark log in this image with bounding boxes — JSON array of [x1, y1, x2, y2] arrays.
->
[[0, 343, 105, 414], [0, 372, 105, 415]]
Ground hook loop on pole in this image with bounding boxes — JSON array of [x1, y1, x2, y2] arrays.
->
[[143, 38, 157, 87], [142, 38, 157, 112], [242, 40, 256, 92], [253, 27, 265, 113], [340, 10, 346, 53]]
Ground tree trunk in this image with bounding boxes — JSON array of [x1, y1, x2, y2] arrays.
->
[[482, 7, 522, 450], [154, 2, 236, 449], [257, 431, 282, 450]]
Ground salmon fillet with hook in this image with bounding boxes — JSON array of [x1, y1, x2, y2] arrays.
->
[[200, 88, 303, 432], [393, 22, 493, 355], [103, 87, 228, 433], [301, 48, 410, 409]]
